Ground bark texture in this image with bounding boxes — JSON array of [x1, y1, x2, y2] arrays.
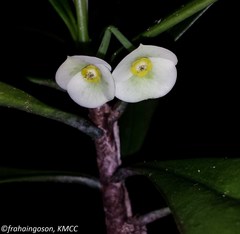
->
[[89, 104, 147, 234]]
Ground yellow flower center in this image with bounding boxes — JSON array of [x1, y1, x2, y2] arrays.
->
[[81, 65, 101, 83], [130, 57, 152, 77]]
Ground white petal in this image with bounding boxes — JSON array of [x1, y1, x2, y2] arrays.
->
[[56, 56, 111, 90], [138, 44, 178, 65], [97, 64, 115, 100], [150, 57, 177, 95], [112, 59, 132, 82], [76, 56, 112, 70], [115, 58, 176, 102], [67, 64, 114, 108]]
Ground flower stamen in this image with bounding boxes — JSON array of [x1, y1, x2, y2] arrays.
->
[[130, 57, 152, 77], [81, 65, 101, 83]]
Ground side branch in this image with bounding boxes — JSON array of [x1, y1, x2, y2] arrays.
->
[[129, 208, 171, 226]]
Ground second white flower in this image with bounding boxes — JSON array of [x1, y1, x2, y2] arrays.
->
[[112, 44, 178, 102]]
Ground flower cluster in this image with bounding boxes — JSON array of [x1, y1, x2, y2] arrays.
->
[[56, 44, 177, 108]]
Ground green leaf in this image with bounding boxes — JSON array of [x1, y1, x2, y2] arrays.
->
[[119, 99, 159, 156], [111, 0, 217, 62], [0, 167, 100, 189], [135, 158, 240, 234], [26, 76, 64, 91], [74, 0, 89, 43], [147, 158, 240, 199], [98, 25, 135, 60], [136, 0, 218, 39], [108, 26, 134, 51], [168, 4, 213, 41], [97, 27, 112, 59], [49, 0, 78, 42], [0, 82, 102, 138]]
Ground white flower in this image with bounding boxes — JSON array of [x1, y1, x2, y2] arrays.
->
[[112, 44, 178, 102], [55, 56, 115, 108]]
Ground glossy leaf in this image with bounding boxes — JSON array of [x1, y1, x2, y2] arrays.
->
[[135, 158, 240, 234], [119, 99, 159, 156], [146, 158, 240, 199], [168, 4, 213, 41], [111, 0, 218, 63], [136, 0, 218, 39], [0, 82, 102, 138], [0, 167, 100, 189]]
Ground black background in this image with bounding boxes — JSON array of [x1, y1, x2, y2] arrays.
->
[[0, 0, 238, 233]]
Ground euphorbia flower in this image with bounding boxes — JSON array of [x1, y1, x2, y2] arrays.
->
[[112, 44, 178, 102], [56, 56, 114, 108]]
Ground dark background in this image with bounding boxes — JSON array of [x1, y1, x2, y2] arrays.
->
[[0, 0, 238, 233]]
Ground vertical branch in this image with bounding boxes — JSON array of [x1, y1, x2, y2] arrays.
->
[[89, 105, 147, 234], [89, 105, 128, 233]]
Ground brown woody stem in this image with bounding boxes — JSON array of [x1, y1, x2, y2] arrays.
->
[[89, 104, 147, 234]]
